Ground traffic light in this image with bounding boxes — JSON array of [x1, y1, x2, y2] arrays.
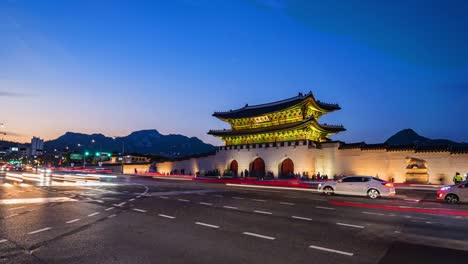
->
[[84, 151, 90, 156], [107, 153, 111, 157], [95, 152, 101, 157]]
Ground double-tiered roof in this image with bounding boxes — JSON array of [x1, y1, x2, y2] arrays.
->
[[208, 92, 345, 145], [213, 92, 340, 119]]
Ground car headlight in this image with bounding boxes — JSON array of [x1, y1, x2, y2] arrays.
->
[[318, 183, 322, 188]]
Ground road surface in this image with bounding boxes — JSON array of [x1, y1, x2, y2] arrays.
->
[[1, 172, 467, 263]]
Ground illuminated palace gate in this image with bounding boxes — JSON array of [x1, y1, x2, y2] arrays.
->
[[229, 160, 238, 176], [208, 92, 345, 178], [250, 157, 266, 178], [280, 158, 294, 178]]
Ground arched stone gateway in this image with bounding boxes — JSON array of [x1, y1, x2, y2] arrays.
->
[[280, 158, 294, 178], [250, 157, 265, 178], [229, 160, 238, 176]]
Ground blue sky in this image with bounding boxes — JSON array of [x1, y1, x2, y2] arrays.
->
[[1, 0, 467, 145]]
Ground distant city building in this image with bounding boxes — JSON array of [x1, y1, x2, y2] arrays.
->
[[30, 137, 44, 157], [0, 146, 29, 158], [17, 147, 29, 157], [108, 155, 150, 164]]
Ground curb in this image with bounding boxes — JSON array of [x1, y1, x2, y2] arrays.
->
[[225, 183, 319, 192]]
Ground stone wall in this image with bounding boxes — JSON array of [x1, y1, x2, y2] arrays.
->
[[157, 141, 315, 178], [122, 164, 150, 174], [156, 142, 468, 184], [320, 142, 468, 184]]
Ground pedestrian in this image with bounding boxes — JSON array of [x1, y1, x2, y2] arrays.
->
[[453, 172, 463, 184], [134, 168, 138, 174]]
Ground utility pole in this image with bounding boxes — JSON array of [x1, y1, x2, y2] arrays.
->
[[121, 140, 125, 173], [0, 123, 6, 141]]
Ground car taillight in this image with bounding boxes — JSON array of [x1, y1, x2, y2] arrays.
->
[[382, 183, 393, 187]]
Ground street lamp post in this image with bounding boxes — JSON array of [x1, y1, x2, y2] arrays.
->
[[77, 143, 87, 168], [112, 136, 125, 173]]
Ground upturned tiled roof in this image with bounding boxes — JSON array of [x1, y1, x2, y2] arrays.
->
[[208, 116, 345, 136], [212, 92, 340, 119]]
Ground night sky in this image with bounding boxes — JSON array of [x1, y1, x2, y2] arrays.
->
[[1, 0, 467, 145]]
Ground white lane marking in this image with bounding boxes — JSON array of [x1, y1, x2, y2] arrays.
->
[[252, 199, 266, 202], [309, 198, 328, 202], [95, 200, 104, 203], [108, 214, 117, 218], [336, 223, 365, 229], [279, 202, 295, 205], [363, 211, 384, 216], [199, 202, 213, 206], [66, 219, 81, 224], [105, 207, 115, 211], [133, 209, 147, 213], [5, 213, 19, 219], [88, 212, 100, 217], [316, 206, 335, 210], [158, 214, 175, 219], [404, 199, 420, 202], [114, 202, 126, 207], [129, 198, 135, 202], [142, 185, 149, 195], [177, 199, 190, 202], [28, 227, 52, 235], [292, 216, 312, 221], [243, 232, 276, 240], [223, 206, 238, 210], [232, 197, 244, 200], [309, 245, 354, 256], [9, 206, 26, 211], [254, 210, 273, 215], [195, 222, 219, 229], [136, 196, 142, 198], [0, 239, 8, 243], [159, 196, 169, 199], [426, 221, 432, 224]]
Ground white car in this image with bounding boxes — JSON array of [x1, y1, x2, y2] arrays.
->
[[437, 181, 468, 204], [318, 176, 396, 199]]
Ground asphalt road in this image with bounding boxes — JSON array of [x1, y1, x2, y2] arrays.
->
[[1, 172, 467, 264]]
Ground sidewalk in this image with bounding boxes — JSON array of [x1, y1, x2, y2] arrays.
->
[[130, 173, 445, 192]]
